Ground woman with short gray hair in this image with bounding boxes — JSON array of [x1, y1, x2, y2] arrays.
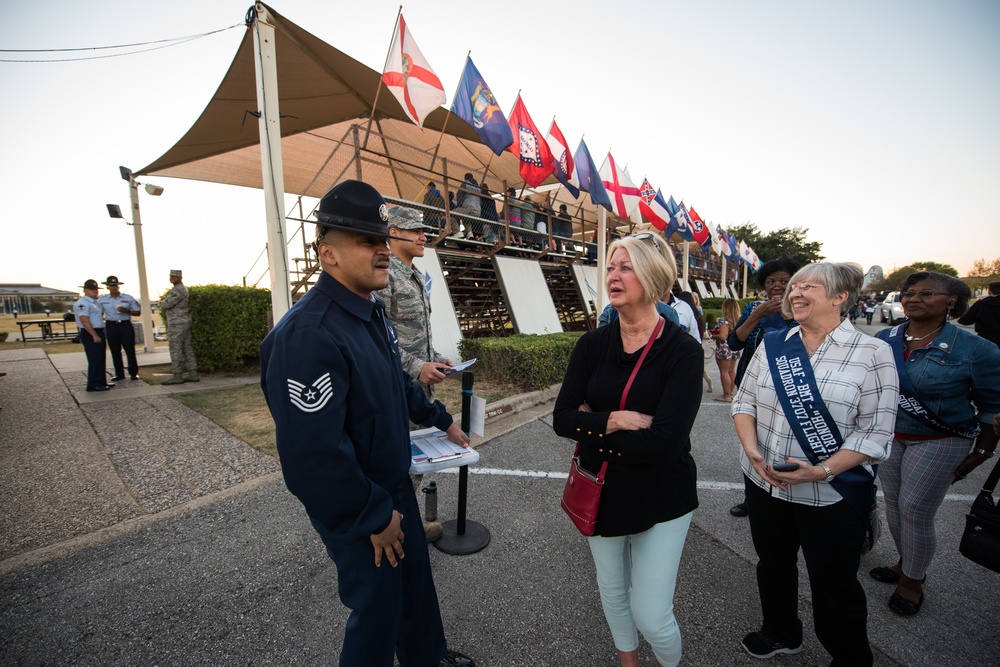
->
[[732, 262, 898, 665]]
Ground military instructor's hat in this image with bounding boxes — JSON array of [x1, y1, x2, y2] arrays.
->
[[81, 279, 99, 290], [314, 180, 393, 239], [103, 275, 123, 286]]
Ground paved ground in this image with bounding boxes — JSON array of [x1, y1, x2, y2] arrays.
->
[[0, 322, 997, 666]]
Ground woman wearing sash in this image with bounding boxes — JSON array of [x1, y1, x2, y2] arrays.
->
[[726, 258, 800, 517], [732, 262, 898, 665], [554, 234, 703, 667], [870, 272, 1000, 615]]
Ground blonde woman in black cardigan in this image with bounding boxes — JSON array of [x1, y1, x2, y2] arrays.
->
[[554, 233, 703, 667]]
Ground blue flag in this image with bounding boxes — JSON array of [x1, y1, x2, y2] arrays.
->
[[665, 195, 693, 241], [450, 57, 513, 156], [573, 139, 612, 211]]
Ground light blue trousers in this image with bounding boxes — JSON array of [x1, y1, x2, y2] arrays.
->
[[587, 512, 693, 666]]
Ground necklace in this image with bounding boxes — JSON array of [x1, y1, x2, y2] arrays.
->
[[905, 325, 943, 342]]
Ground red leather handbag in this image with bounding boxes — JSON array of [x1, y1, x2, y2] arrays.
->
[[560, 318, 663, 536]]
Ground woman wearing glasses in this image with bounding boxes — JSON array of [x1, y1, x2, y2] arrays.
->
[[732, 263, 898, 665], [726, 257, 800, 517], [554, 233, 703, 667], [870, 272, 1000, 615]]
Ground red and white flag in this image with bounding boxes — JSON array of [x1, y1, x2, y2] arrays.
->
[[599, 152, 642, 223], [507, 95, 555, 188], [381, 14, 445, 127]]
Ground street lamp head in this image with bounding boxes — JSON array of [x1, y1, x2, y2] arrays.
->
[[107, 204, 124, 219], [118, 166, 133, 182], [144, 183, 165, 196]]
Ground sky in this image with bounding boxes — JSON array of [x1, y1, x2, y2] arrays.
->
[[2, 0, 998, 298]]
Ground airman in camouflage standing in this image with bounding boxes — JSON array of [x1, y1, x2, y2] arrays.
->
[[376, 207, 452, 399], [376, 206, 455, 544], [160, 269, 199, 385]]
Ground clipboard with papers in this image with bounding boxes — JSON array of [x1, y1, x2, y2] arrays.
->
[[409, 427, 479, 474]]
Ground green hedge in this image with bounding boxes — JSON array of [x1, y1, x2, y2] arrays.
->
[[458, 332, 584, 391], [164, 285, 272, 372], [700, 297, 757, 310]]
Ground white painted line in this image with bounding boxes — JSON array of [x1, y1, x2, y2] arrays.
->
[[437, 468, 979, 502]]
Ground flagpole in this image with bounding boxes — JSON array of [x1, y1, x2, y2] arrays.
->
[[429, 51, 469, 173], [364, 5, 403, 149]]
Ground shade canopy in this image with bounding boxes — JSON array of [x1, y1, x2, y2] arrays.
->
[[139, 3, 575, 208]]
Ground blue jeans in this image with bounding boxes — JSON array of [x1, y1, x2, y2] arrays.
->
[[587, 512, 693, 666]]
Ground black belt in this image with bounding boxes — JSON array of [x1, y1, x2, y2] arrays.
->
[[106, 320, 132, 325]]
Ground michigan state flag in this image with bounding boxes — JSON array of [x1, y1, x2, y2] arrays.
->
[[451, 57, 513, 155]]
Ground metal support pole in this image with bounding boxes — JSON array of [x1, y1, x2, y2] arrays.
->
[[720, 253, 727, 298], [252, 3, 292, 324], [126, 177, 156, 354], [434, 371, 491, 555], [596, 208, 607, 313], [682, 242, 690, 287]]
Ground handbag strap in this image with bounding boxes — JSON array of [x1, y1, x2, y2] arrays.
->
[[620, 316, 664, 410], [981, 456, 1000, 496]]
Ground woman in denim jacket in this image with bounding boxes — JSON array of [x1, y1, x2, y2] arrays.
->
[[871, 272, 1000, 616]]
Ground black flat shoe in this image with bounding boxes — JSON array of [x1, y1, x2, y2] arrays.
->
[[440, 649, 476, 666], [869, 566, 900, 583], [86, 385, 112, 392], [110, 375, 125, 381], [730, 502, 748, 517], [888, 590, 923, 616]]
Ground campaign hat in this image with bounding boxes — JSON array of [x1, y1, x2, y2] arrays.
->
[[103, 275, 123, 286], [81, 279, 99, 290], [314, 180, 392, 239]]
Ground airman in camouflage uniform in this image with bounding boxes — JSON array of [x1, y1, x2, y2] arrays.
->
[[159, 269, 199, 385], [375, 207, 452, 399], [376, 206, 455, 543]]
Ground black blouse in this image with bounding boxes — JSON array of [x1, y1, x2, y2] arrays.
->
[[553, 316, 703, 536]]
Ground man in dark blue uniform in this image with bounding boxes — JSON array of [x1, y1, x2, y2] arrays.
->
[[260, 180, 475, 667]]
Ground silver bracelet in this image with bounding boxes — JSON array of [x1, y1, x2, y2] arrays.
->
[[820, 463, 835, 482], [974, 448, 996, 458]]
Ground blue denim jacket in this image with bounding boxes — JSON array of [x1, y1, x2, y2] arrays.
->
[[876, 322, 1000, 437]]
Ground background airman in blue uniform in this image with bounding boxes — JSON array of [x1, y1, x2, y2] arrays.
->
[[97, 275, 141, 380], [260, 180, 475, 667], [74, 279, 112, 392]]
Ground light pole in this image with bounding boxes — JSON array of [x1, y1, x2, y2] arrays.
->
[[106, 166, 158, 354]]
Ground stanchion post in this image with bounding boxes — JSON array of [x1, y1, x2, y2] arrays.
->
[[433, 370, 491, 555]]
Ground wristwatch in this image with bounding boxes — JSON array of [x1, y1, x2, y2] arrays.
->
[[974, 448, 996, 459], [819, 464, 835, 482]]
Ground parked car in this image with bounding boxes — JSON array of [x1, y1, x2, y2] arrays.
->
[[879, 291, 907, 325]]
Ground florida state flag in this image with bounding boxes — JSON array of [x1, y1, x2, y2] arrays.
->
[[381, 14, 445, 127]]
